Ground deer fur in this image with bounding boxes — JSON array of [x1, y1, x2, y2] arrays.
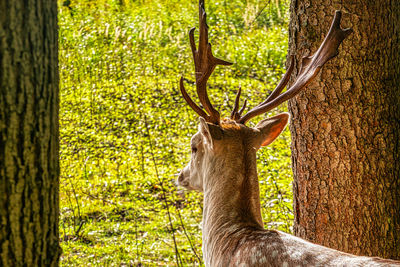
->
[[178, 114, 400, 267]]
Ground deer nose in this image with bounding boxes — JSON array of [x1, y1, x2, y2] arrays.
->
[[177, 170, 189, 186], [178, 171, 184, 183]]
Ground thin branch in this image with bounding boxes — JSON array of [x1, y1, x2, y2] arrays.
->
[[143, 115, 183, 267], [176, 206, 203, 265]]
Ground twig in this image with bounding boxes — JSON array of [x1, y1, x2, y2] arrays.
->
[[247, 0, 272, 29], [66, 175, 82, 229], [134, 211, 140, 261], [176, 206, 202, 265], [143, 115, 183, 267], [80, 190, 119, 206], [75, 220, 85, 236], [272, 175, 291, 233]]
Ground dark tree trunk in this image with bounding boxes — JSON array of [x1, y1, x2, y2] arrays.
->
[[288, 0, 400, 259], [0, 1, 60, 266]]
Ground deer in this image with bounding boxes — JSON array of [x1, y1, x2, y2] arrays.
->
[[176, 1, 400, 266]]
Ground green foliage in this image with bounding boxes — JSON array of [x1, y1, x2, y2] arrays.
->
[[59, 0, 292, 265]]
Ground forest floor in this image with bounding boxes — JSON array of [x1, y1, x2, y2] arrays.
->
[[59, 0, 293, 265]]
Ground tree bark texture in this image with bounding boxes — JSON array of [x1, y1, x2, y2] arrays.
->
[[0, 1, 60, 266], [288, 0, 400, 259]]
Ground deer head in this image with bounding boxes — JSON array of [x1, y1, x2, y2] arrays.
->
[[177, 0, 352, 193], [178, 114, 289, 192]]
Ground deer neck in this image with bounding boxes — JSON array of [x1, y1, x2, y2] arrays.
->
[[202, 147, 263, 264]]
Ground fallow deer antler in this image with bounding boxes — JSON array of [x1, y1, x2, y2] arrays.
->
[[180, 0, 232, 125], [236, 11, 352, 124], [230, 87, 247, 121]]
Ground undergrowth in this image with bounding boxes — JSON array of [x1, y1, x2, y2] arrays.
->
[[59, 0, 292, 265]]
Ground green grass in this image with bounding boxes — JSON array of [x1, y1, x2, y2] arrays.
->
[[59, 0, 292, 265]]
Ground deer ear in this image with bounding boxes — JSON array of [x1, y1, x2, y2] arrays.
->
[[254, 113, 289, 148], [199, 117, 223, 149]]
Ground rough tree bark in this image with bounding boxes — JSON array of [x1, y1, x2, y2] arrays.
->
[[0, 1, 60, 266], [287, 0, 400, 259]]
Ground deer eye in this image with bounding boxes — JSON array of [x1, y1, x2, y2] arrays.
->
[[191, 146, 198, 154]]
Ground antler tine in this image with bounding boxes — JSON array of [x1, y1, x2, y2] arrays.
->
[[231, 86, 247, 120], [189, 27, 197, 60], [255, 55, 295, 108], [230, 87, 242, 120], [238, 11, 352, 124], [238, 99, 247, 116], [190, 0, 232, 124], [180, 1, 232, 124], [180, 77, 209, 119]]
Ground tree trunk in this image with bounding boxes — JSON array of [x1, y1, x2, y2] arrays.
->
[[288, 0, 400, 259], [0, 1, 60, 266]]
